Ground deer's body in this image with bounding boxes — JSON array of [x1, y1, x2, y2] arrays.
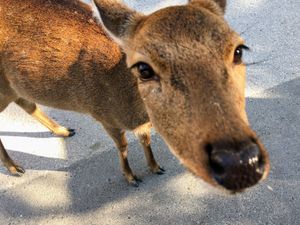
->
[[0, 0, 162, 186], [0, 0, 270, 192], [0, 0, 147, 129]]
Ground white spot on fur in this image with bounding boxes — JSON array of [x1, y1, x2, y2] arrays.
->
[[133, 122, 152, 137]]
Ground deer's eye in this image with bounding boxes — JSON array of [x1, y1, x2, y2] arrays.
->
[[233, 45, 249, 64], [131, 62, 158, 81]]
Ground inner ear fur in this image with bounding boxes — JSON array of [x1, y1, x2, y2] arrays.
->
[[189, 0, 227, 15], [93, 0, 144, 39]]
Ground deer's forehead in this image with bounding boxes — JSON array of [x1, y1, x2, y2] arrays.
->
[[133, 5, 232, 44], [128, 6, 235, 63]]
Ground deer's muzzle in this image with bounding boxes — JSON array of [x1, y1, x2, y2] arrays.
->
[[206, 139, 267, 192]]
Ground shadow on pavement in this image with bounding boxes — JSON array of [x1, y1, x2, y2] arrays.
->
[[0, 131, 55, 138], [0, 77, 299, 224]]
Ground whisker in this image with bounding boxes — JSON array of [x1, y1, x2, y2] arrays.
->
[[240, 21, 261, 36], [245, 58, 270, 66]]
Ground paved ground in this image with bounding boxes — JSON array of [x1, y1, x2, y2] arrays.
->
[[0, 0, 299, 224]]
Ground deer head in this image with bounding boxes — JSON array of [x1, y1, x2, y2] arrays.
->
[[92, 0, 270, 192]]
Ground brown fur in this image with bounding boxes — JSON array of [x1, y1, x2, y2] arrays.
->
[[0, 0, 270, 191]]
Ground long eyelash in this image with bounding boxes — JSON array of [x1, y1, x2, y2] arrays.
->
[[240, 45, 250, 51], [129, 63, 138, 70]]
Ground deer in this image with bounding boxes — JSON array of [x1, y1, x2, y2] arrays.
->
[[0, 0, 270, 193]]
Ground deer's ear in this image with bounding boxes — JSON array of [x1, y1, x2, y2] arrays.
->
[[188, 0, 227, 14], [91, 0, 144, 46]]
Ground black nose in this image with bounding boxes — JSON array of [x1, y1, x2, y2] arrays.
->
[[207, 142, 265, 191]]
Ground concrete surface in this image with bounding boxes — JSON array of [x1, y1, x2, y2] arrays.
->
[[0, 0, 299, 224]]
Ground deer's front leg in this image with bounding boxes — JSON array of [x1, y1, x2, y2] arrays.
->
[[104, 126, 141, 187], [135, 125, 165, 175]]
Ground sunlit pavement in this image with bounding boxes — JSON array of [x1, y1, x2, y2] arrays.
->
[[0, 0, 299, 224]]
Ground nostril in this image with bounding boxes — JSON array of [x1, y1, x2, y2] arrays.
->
[[205, 143, 213, 155], [255, 152, 265, 175], [240, 144, 260, 164], [209, 150, 237, 176], [209, 153, 226, 175], [258, 153, 264, 167], [240, 144, 265, 172], [248, 137, 266, 173]]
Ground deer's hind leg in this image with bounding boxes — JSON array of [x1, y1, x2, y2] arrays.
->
[[103, 126, 141, 187], [0, 138, 25, 175], [0, 97, 25, 175], [15, 98, 75, 137], [134, 123, 164, 175]]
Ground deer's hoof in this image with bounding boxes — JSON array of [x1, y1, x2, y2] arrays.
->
[[152, 166, 165, 175], [67, 128, 76, 137], [133, 175, 142, 183], [52, 127, 75, 137], [130, 180, 139, 187], [8, 164, 25, 176], [128, 176, 142, 187]]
